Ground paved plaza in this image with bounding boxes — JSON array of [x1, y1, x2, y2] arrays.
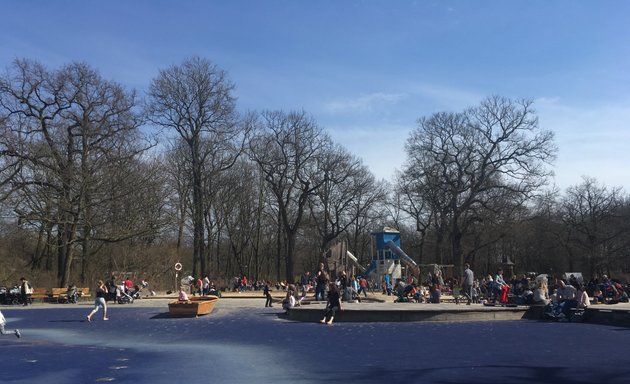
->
[[1, 298, 629, 383]]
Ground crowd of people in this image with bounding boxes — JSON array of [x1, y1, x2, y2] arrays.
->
[[102, 275, 155, 303], [182, 275, 221, 297], [268, 263, 630, 323], [250, 263, 371, 324], [4, 266, 629, 328]]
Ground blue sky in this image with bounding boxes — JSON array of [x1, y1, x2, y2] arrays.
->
[[2, 1, 629, 191]]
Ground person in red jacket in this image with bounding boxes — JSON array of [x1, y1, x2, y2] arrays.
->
[[358, 277, 368, 298], [124, 277, 134, 294], [240, 275, 248, 292]]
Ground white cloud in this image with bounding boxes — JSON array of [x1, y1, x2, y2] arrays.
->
[[323, 92, 407, 114], [408, 83, 482, 111], [326, 94, 630, 190]]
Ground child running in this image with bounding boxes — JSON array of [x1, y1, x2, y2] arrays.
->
[[0, 309, 21, 338]]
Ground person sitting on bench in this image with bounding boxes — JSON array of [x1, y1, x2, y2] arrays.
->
[[555, 279, 577, 319]]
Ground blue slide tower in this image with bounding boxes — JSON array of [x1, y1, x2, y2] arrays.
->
[[363, 227, 404, 283]]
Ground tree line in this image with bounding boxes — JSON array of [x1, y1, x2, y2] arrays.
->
[[1, 56, 628, 289]]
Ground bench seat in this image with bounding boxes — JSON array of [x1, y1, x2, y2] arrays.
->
[[30, 287, 49, 302], [50, 287, 68, 303]]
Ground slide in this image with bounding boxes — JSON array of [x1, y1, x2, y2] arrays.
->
[[386, 240, 419, 276], [361, 260, 377, 277], [346, 251, 366, 273]]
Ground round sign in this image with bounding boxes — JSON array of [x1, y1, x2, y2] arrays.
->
[[174, 262, 182, 271]]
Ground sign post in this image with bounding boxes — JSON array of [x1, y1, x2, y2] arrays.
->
[[174, 262, 182, 293]]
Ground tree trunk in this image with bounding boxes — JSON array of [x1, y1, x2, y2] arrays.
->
[[192, 142, 205, 278], [285, 231, 296, 283], [276, 209, 282, 282], [451, 218, 463, 278]]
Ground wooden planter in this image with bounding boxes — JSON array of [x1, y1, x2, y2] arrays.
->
[[168, 296, 219, 317]]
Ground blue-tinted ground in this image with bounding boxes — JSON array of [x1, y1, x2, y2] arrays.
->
[[1, 303, 629, 384]]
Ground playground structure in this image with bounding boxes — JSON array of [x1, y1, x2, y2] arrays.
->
[[325, 242, 365, 278], [386, 240, 419, 278], [324, 228, 407, 282], [364, 228, 406, 283], [325, 227, 453, 286]]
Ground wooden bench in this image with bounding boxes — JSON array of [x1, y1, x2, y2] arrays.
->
[[50, 287, 68, 303], [30, 287, 49, 302], [54, 287, 91, 303], [78, 288, 91, 300]]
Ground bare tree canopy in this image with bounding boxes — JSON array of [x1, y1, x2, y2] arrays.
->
[[309, 143, 385, 254], [249, 110, 331, 282], [401, 96, 557, 275], [0, 58, 152, 286], [4, 56, 630, 289], [561, 176, 628, 276], [146, 56, 245, 278]]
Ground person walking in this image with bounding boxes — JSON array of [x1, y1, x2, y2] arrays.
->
[[462, 263, 474, 305], [19, 277, 32, 306], [0, 309, 21, 338], [194, 277, 203, 296], [202, 276, 210, 296], [315, 263, 329, 301], [263, 281, 273, 307], [106, 275, 117, 303], [358, 276, 368, 298], [300, 271, 311, 299], [86, 280, 109, 322]]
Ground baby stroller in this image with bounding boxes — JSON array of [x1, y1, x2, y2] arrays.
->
[[0, 286, 7, 305], [118, 285, 140, 304], [130, 285, 142, 300], [117, 285, 140, 304], [117, 290, 134, 304], [2, 285, 20, 305], [395, 284, 416, 303], [64, 285, 79, 304]]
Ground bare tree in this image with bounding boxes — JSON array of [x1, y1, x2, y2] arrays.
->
[[212, 159, 259, 279], [249, 110, 330, 282], [508, 189, 565, 275], [345, 181, 388, 266], [162, 139, 193, 249], [402, 96, 557, 276], [0, 59, 149, 286], [561, 176, 627, 276], [394, 170, 444, 264], [146, 56, 245, 278], [308, 144, 387, 269]]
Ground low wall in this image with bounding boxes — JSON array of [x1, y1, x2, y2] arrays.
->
[[288, 304, 530, 323]]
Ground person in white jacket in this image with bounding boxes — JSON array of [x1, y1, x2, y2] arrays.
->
[[0, 310, 21, 338]]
